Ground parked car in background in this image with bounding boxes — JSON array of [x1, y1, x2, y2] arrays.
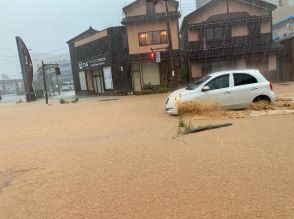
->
[[165, 69, 275, 115], [61, 81, 74, 91]]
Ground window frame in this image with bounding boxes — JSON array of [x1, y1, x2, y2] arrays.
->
[[248, 22, 261, 37], [233, 73, 258, 87], [204, 26, 231, 43], [204, 74, 230, 91], [138, 30, 168, 46]]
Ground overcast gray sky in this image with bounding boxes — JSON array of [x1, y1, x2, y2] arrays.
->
[[0, 0, 196, 76]]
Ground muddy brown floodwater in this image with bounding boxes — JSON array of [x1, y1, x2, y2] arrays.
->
[[0, 83, 294, 218]]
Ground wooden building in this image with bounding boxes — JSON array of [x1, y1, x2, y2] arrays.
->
[[277, 34, 294, 81], [121, 0, 181, 92], [181, 0, 282, 82], [67, 26, 131, 95]]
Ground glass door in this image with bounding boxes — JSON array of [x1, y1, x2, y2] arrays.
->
[[92, 69, 105, 95]]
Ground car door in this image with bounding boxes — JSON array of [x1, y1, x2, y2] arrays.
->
[[231, 73, 259, 108], [198, 74, 233, 108]]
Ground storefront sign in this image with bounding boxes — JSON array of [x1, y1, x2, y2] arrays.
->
[[78, 56, 107, 70]]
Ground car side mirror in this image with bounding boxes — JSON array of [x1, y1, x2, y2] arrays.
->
[[202, 86, 210, 92]]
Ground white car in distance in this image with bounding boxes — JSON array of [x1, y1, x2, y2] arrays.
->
[[165, 69, 275, 115], [61, 82, 74, 91]]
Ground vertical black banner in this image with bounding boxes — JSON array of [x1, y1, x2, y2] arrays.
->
[[16, 36, 35, 102]]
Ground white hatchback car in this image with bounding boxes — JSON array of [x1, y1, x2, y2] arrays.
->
[[165, 69, 275, 115]]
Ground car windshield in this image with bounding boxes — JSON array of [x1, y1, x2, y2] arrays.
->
[[186, 76, 211, 90]]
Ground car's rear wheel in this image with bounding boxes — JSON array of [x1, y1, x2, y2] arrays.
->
[[253, 95, 271, 103]]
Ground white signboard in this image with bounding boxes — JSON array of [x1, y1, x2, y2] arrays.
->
[[78, 56, 106, 70], [155, 51, 161, 63], [103, 67, 113, 90]]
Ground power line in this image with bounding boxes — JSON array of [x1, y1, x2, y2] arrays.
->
[[36, 47, 68, 55]]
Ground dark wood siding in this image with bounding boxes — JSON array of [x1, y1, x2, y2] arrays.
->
[[68, 26, 131, 95]]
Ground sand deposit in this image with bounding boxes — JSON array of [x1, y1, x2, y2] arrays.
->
[[0, 83, 294, 218]]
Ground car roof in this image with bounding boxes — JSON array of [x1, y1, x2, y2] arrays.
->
[[208, 69, 259, 77]]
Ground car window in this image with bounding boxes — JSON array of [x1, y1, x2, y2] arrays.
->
[[186, 75, 211, 90], [233, 73, 257, 86], [205, 74, 230, 90]]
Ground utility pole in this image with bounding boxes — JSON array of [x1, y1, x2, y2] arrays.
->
[[146, 0, 175, 87], [226, 0, 229, 15], [164, 0, 175, 88], [42, 61, 49, 104]]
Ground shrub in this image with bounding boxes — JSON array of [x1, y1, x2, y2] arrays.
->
[[71, 98, 79, 103], [177, 112, 194, 135], [34, 89, 44, 99], [59, 99, 69, 104], [141, 89, 154, 95], [159, 87, 171, 93], [16, 90, 25, 96]]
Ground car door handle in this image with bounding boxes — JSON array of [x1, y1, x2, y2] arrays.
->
[[250, 87, 258, 90], [224, 91, 231, 94]]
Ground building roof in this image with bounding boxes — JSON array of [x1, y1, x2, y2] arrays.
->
[[122, 0, 179, 14], [121, 11, 181, 25], [181, 0, 277, 32], [273, 15, 294, 27], [67, 26, 126, 45], [67, 27, 98, 44], [189, 14, 271, 29]]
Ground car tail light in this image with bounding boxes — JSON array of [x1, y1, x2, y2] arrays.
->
[[269, 81, 273, 90]]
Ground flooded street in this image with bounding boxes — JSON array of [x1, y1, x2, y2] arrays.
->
[[0, 91, 75, 106], [0, 84, 294, 218], [0, 94, 25, 104]]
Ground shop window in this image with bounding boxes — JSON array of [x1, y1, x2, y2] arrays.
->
[[142, 62, 160, 86], [79, 72, 87, 91], [86, 71, 94, 91], [139, 30, 168, 46]]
